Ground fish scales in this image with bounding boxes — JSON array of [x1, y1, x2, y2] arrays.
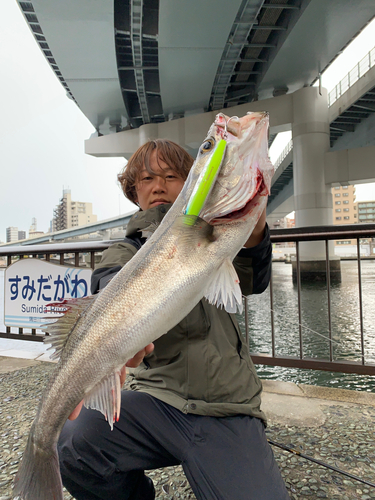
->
[[13, 111, 274, 500]]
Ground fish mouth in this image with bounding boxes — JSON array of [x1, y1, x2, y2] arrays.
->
[[209, 173, 266, 225]]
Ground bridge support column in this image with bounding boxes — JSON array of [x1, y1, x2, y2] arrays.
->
[[292, 87, 341, 282]]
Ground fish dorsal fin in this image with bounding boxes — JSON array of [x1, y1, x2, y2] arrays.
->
[[204, 258, 243, 314], [84, 370, 122, 430], [42, 295, 97, 361]]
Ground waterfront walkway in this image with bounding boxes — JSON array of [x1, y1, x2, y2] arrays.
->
[[0, 339, 374, 500]]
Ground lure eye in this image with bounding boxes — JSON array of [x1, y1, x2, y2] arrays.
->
[[200, 139, 215, 154]]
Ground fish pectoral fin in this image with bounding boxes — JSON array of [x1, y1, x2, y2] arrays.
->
[[42, 295, 97, 361], [84, 370, 122, 430], [204, 258, 243, 314]]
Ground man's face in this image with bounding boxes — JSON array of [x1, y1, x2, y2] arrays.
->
[[135, 150, 185, 210]]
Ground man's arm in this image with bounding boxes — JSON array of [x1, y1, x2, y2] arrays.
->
[[233, 207, 272, 296], [91, 239, 140, 294], [243, 207, 267, 248]]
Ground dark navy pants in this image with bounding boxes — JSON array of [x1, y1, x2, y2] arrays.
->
[[58, 391, 290, 500]]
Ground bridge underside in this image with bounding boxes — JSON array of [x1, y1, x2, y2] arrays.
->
[[18, 0, 375, 135]]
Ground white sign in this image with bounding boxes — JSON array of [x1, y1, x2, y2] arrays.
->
[[4, 259, 92, 329]]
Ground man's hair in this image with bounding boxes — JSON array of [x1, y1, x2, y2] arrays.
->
[[118, 139, 194, 204]]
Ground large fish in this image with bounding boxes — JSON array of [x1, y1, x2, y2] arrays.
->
[[13, 111, 274, 500]]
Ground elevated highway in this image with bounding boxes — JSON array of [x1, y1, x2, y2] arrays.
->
[[268, 48, 375, 222], [17, 0, 375, 265], [17, 0, 375, 136]]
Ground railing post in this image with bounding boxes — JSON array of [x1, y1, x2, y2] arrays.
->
[[296, 241, 303, 359], [90, 252, 95, 269], [325, 240, 333, 362], [357, 239, 365, 365]]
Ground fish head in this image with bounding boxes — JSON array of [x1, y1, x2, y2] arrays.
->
[[191, 111, 274, 225]]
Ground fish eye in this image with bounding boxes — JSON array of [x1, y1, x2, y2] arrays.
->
[[200, 138, 215, 154]]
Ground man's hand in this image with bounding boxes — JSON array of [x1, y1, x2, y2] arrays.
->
[[243, 205, 267, 248], [68, 343, 155, 421]]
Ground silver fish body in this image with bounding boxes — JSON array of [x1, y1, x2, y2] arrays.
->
[[13, 111, 274, 500]]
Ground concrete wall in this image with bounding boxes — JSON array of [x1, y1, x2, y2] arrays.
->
[[325, 145, 375, 185]]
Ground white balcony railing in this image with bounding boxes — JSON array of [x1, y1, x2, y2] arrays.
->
[[274, 139, 293, 172], [328, 46, 375, 106]]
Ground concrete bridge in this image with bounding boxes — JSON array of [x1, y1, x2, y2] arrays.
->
[[17, 0, 375, 267]]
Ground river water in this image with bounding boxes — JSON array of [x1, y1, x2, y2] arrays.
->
[[237, 260, 375, 392], [1, 261, 374, 391]]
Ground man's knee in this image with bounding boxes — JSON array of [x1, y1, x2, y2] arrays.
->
[[58, 410, 117, 481]]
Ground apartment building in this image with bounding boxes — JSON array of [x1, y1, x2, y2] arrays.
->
[[357, 200, 375, 223], [52, 189, 97, 231], [6, 226, 19, 243], [331, 185, 357, 246]]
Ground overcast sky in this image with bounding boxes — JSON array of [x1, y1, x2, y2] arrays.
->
[[0, 0, 136, 243], [1, 1, 374, 242]]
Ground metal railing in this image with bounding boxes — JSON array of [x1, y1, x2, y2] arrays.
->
[[274, 139, 292, 172], [272, 47, 375, 169], [328, 46, 375, 106], [245, 223, 375, 375], [1, 225, 375, 376]]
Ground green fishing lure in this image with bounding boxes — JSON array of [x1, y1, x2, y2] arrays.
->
[[184, 139, 227, 223]]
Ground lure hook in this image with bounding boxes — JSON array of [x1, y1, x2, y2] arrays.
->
[[214, 113, 239, 139]]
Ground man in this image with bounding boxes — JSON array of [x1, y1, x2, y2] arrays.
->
[[58, 139, 289, 500]]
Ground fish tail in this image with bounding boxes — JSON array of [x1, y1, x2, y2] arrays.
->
[[13, 427, 63, 500]]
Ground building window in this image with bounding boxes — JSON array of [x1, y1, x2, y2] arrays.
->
[[335, 209, 341, 212], [343, 193, 349, 197], [336, 217, 342, 220], [342, 186, 348, 189], [337, 240, 351, 245], [334, 187, 340, 190], [344, 216, 350, 220], [335, 201, 341, 205], [343, 208, 349, 212], [354, 214, 357, 218], [343, 201, 349, 204], [335, 193, 341, 197]]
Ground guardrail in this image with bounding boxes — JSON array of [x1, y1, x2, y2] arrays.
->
[[274, 139, 292, 171], [328, 46, 375, 107], [245, 223, 375, 376], [1, 225, 375, 375]]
